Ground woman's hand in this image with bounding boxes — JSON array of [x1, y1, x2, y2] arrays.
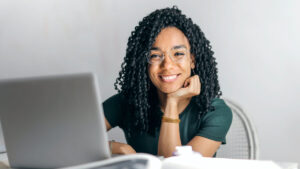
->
[[167, 75, 201, 104], [162, 75, 201, 118], [111, 141, 136, 154], [158, 75, 200, 157]]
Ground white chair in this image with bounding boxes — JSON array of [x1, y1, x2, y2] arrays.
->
[[216, 98, 259, 159]]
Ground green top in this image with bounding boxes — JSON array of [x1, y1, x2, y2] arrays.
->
[[103, 93, 232, 155]]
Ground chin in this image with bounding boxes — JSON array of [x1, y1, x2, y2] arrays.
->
[[158, 85, 181, 94]]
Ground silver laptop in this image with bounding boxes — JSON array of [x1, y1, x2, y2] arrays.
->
[[0, 73, 111, 168]]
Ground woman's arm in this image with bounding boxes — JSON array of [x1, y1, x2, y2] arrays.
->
[[158, 101, 222, 157], [158, 113, 221, 158], [158, 75, 200, 157], [158, 100, 182, 157], [187, 136, 221, 157], [105, 117, 136, 154], [105, 117, 112, 131], [110, 141, 136, 154], [157, 75, 222, 157]]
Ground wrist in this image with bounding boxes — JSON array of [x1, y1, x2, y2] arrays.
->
[[162, 116, 180, 123], [166, 96, 179, 105], [109, 140, 116, 154], [163, 100, 179, 117], [163, 112, 179, 119]]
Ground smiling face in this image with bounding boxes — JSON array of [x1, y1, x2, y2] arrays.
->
[[148, 27, 195, 94]]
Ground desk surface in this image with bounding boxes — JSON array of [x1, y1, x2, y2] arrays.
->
[[0, 153, 298, 169]]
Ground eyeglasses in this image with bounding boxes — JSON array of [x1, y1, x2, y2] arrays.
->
[[146, 46, 190, 65]]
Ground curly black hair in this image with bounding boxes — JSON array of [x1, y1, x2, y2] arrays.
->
[[114, 6, 221, 137]]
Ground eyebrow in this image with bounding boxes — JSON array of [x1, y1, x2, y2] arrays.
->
[[150, 45, 187, 51], [172, 45, 187, 50], [150, 47, 160, 50]]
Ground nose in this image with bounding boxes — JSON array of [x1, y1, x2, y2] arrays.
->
[[160, 54, 175, 69]]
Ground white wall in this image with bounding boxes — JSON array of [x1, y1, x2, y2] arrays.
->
[[0, 0, 299, 164]]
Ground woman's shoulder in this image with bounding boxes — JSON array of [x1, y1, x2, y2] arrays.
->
[[102, 93, 127, 116], [203, 98, 233, 121], [103, 93, 127, 105], [212, 98, 231, 110], [102, 93, 128, 128], [195, 98, 233, 144]]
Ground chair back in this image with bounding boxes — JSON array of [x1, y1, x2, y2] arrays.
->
[[216, 98, 259, 159]]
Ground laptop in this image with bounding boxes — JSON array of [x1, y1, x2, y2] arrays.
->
[[0, 73, 111, 168]]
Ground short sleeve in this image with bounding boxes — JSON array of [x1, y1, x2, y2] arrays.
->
[[102, 93, 125, 128], [196, 98, 232, 144]]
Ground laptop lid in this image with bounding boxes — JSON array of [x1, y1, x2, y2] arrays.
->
[[0, 73, 110, 168]]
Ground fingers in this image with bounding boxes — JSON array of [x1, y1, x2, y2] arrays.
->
[[183, 75, 201, 96], [117, 143, 136, 154], [168, 75, 201, 101], [194, 75, 201, 95], [183, 77, 191, 88]]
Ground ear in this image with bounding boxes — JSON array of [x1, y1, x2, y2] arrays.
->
[[190, 54, 195, 69]]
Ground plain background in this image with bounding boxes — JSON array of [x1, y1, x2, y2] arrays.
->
[[0, 0, 299, 164]]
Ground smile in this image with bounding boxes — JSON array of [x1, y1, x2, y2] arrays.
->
[[159, 74, 180, 82]]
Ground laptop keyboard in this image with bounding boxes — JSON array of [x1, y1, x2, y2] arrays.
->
[[90, 159, 148, 169]]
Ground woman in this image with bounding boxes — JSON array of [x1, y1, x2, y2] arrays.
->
[[103, 6, 232, 158]]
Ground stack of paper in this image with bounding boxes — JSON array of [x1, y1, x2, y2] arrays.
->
[[162, 156, 282, 169]]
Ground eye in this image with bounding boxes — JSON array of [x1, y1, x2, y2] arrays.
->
[[174, 52, 185, 57], [150, 54, 161, 59]]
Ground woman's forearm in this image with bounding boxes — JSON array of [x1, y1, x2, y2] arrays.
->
[[110, 141, 136, 154], [158, 101, 182, 157]]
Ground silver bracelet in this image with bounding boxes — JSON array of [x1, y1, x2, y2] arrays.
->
[[109, 140, 115, 154]]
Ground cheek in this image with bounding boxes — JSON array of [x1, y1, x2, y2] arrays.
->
[[148, 66, 157, 83], [179, 62, 192, 76]]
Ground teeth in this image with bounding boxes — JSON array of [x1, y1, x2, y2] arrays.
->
[[161, 75, 177, 80]]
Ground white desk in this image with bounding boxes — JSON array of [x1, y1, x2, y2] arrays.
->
[[0, 153, 298, 169]]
